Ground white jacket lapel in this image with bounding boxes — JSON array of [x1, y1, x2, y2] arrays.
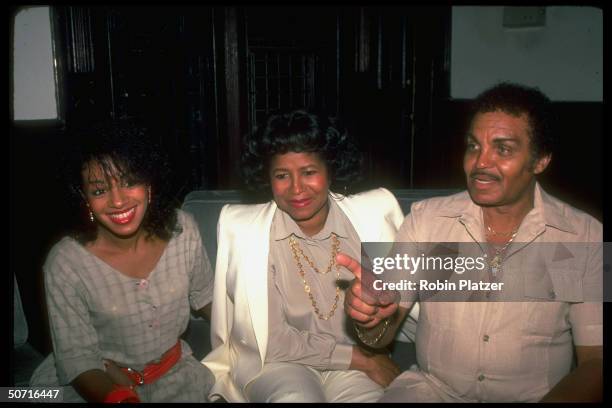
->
[[241, 201, 277, 364]]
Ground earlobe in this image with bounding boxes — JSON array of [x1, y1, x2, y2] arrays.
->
[[534, 154, 552, 175]]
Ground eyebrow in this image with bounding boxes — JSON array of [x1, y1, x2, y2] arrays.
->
[[86, 178, 107, 184], [272, 163, 320, 171], [465, 133, 520, 144], [491, 136, 520, 144], [465, 133, 478, 142]]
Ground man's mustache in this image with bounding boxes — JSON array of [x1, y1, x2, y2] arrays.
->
[[469, 170, 500, 182]]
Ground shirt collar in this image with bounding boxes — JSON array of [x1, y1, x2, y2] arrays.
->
[[271, 198, 350, 241], [433, 182, 577, 239], [532, 182, 577, 234]]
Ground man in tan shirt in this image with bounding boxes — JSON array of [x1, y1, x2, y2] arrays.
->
[[339, 82, 603, 402]]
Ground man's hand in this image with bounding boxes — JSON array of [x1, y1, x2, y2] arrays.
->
[[337, 252, 399, 329]]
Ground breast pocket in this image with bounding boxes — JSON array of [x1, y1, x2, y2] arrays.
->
[[524, 267, 583, 303], [546, 267, 584, 302], [522, 267, 580, 338]]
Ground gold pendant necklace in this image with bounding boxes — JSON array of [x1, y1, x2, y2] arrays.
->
[[486, 229, 518, 277], [289, 233, 341, 320]]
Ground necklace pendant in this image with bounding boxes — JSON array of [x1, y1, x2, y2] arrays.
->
[[490, 255, 500, 267], [489, 255, 502, 276]]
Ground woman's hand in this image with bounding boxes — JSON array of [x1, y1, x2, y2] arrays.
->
[[103, 359, 137, 387], [363, 351, 402, 387], [349, 346, 401, 387]]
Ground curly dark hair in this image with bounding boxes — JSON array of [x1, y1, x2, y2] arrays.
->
[[241, 109, 362, 194], [471, 82, 556, 160], [63, 120, 179, 243]]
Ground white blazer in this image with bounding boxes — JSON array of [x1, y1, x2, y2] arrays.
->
[[202, 188, 405, 402]]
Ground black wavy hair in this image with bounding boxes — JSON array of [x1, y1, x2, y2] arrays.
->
[[471, 82, 556, 160], [63, 120, 179, 243], [241, 109, 362, 194]]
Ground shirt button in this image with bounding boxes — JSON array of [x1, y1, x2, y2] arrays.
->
[[478, 374, 485, 382], [483, 335, 490, 342]]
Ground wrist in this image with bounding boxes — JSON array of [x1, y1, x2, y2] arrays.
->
[[354, 317, 391, 347], [350, 345, 371, 371]]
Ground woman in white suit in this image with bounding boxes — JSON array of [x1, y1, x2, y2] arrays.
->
[[203, 110, 405, 402]]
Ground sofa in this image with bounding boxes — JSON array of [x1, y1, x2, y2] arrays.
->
[[12, 189, 458, 387], [180, 188, 459, 371]]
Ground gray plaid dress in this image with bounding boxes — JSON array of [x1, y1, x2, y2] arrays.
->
[[30, 210, 215, 402]]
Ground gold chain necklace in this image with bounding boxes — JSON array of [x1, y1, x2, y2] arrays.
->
[[486, 224, 517, 236], [486, 228, 518, 277], [290, 233, 340, 275], [289, 233, 341, 320]]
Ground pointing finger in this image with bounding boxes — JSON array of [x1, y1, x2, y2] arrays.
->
[[336, 252, 362, 281]]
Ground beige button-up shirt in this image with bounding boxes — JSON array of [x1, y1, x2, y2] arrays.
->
[[396, 183, 602, 402], [265, 199, 361, 370]]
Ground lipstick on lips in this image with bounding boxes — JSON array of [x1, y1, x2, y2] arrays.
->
[[108, 207, 137, 225], [289, 198, 312, 208]]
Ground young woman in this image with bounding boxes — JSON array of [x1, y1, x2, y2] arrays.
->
[[203, 110, 405, 402], [30, 121, 215, 402]]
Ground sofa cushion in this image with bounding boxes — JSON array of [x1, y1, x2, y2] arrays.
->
[[181, 190, 244, 267]]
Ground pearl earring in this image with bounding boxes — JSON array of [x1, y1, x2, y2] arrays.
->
[[89, 210, 95, 223]]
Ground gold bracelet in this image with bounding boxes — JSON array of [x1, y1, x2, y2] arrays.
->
[[354, 318, 390, 346]]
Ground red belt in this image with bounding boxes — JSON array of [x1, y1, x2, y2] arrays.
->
[[120, 341, 182, 386]]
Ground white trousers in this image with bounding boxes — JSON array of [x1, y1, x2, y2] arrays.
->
[[379, 366, 464, 403], [245, 362, 383, 403]]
